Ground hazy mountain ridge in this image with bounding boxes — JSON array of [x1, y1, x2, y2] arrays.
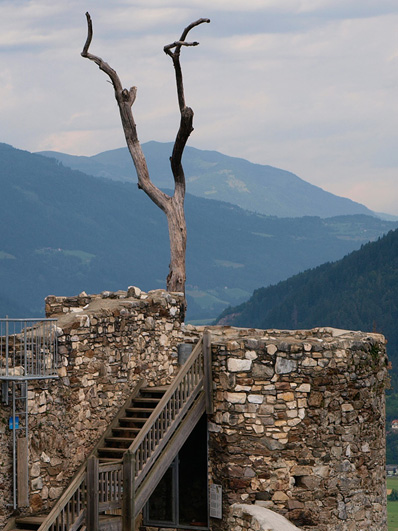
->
[[38, 141, 376, 219], [1, 142, 397, 321]]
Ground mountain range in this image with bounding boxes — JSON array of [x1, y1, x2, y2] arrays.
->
[[38, 141, 378, 219], [1, 142, 397, 322]]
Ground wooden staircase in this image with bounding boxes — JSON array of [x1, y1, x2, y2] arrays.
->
[[7, 332, 212, 531], [97, 386, 168, 463], [8, 386, 168, 531]]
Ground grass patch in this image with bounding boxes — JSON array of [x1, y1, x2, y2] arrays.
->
[[186, 290, 228, 309], [388, 478, 398, 490], [208, 287, 251, 301], [387, 478, 398, 530], [0, 251, 15, 260], [214, 259, 244, 269], [35, 248, 95, 265], [62, 250, 95, 265], [186, 287, 251, 312], [388, 500, 398, 530]]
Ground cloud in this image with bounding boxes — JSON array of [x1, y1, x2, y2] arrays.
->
[[1, 1, 398, 215]]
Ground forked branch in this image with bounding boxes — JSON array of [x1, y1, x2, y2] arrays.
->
[[164, 18, 210, 112], [164, 18, 210, 195]]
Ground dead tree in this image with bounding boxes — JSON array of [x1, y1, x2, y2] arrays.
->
[[81, 13, 210, 305]]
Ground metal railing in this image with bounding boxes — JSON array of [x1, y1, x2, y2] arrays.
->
[[0, 318, 59, 380], [1, 318, 60, 511]]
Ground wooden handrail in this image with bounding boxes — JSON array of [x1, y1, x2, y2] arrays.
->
[[129, 337, 204, 485], [130, 337, 202, 452], [36, 382, 144, 531], [133, 391, 206, 518], [203, 329, 213, 414], [37, 468, 86, 531]]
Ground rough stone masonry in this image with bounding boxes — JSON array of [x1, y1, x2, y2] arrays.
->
[[0, 287, 200, 527], [207, 326, 388, 531], [0, 288, 389, 531]]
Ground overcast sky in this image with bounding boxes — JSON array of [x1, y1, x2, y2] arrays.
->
[[1, 0, 398, 215]]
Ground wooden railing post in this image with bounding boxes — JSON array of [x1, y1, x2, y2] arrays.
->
[[86, 456, 99, 531], [203, 329, 213, 414], [123, 451, 135, 531]]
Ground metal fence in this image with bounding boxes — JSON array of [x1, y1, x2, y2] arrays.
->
[[0, 318, 59, 380]]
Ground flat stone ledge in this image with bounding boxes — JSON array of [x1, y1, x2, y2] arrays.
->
[[231, 504, 302, 530]]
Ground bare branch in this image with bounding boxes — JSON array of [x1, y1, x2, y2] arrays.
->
[[81, 12, 170, 213], [81, 12, 122, 96], [81, 12, 93, 57], [165, 18, 210, 198], [179, 18, 211, 45], [163, 41, 200, 56], [164, 18, 210, 59]]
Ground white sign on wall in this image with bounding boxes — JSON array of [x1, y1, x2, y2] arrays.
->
[[209, 484, 222, 519]]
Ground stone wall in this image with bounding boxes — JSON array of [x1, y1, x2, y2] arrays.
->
[[0, 290, 389, 531], [0, 287, 200, 527], [208, 326, 388, 531]]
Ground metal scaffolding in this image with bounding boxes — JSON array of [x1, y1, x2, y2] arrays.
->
[[0, 318, 59, 509]]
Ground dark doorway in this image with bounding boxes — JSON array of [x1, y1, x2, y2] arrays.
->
[[144, 415, 208, 529]]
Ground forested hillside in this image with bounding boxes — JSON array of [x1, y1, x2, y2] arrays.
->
[[217, 228, 398, 365], [1, 142, 397, 321]]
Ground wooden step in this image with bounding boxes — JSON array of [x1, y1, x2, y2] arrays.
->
[[15, 517, 46, 525], [105, 437, 134, 445], [140, 386, 168, 394], [98, 447, 126, 455], [14, 515, 46, 529], [99, 514, 121, 530], [125, 407, 154, 414], [132, 397, 161, 404], [117, 419, 143, 428], [118, 416, 146, 423], [112, 426, 141, 433]]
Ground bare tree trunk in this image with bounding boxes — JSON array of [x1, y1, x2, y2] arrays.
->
[[81, 13, 209, 304], [166, 201, 187, 293]]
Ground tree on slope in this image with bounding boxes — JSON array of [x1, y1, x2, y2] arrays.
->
[[81, 13, 209, 309]]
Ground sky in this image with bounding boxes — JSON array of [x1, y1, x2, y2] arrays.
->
[[1, 0, 398, 215]]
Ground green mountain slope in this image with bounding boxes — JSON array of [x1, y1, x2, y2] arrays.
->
[[1, 142, 397, 321], [38, 141, 376, 219], [216, 228, 398, 367]]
